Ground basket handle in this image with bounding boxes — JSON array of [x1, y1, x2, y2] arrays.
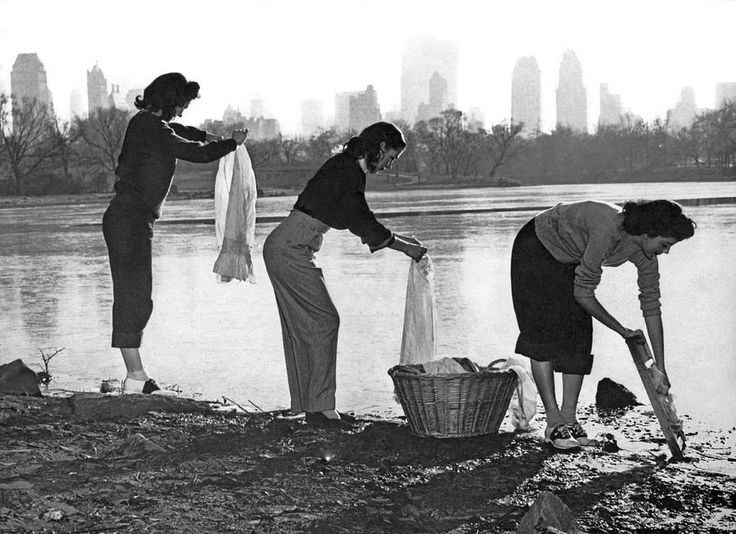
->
[[488, 358, 507, 370]]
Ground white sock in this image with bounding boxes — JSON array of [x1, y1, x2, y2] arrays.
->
[[320, 409, 340, 420], [126, 370, 149, 381]]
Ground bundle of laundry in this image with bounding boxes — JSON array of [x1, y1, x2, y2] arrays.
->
[[400, 255, 438, 365], [213, 144, 257, 283]]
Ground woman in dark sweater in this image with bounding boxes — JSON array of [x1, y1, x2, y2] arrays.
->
[[263, 122, 426, 428], [102, 72, 247, 394]]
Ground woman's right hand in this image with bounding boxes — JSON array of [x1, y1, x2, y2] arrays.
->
[[231, 129, 249, 145], [404, 242, 427, 262]]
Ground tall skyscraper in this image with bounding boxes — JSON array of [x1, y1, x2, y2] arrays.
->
[[70, 88, 85, 119], [348, 85, 381, 132], [417, 71, 448, 122], [301, 98, 324, 136], [334, 91, 359, 132], [511, 56, 541, 134], [400, 37, 458, 124], [108, 84, 128, 110], [334, 86, 381, 132], [11, 53, 54, 112], [667, 87, 697, 130], [87, 63, 108, 113], [715, 82, 736, 107], [555, 50, 587, 132], [598, 83, 622, 126]]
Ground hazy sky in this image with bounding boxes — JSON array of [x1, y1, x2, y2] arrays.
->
[[1, 0, 735, 133]]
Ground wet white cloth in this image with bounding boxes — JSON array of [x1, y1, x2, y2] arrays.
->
[[400, 255, 438, 365], [501, 355, 538, 431], [422, 357, 466, 374], [213, 144, 257, 283]]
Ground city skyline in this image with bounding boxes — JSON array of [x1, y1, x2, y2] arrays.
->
[[1, 0, 736, 133]]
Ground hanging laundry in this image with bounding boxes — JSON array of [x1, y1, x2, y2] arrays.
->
[[400, 255, 438, 365], [500, 355, 538, 431], [213, 144, 257, 283]]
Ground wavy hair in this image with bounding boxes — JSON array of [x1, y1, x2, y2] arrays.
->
[[622, 200, 696, 240], [134, 72, 200, 121], [342, 122, 407, 172]]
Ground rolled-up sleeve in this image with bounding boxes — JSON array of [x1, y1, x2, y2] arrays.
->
[[630, 250, 662, 317]]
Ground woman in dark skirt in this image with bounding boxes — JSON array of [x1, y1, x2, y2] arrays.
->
[[102, 72, 248, 394], [510, 200, 696, 449], [263, 122, 427, 429]]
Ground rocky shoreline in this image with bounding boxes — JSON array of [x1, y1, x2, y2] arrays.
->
[[1, 389, 734, 533]]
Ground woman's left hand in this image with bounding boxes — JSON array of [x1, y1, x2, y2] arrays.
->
[[649, 364, 671, 395]]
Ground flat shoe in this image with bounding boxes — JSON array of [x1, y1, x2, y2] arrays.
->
[[305, 412, 354, 430], [336, 411, 357, 423]]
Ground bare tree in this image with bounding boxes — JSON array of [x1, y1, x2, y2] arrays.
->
[[486, 122, 524, 178], [51, 119, 80, 184], [304, 128, 342, 164], [0, 95, 57, 195], [276, 133, 304, 164], [75, 107, 130, 191], [246, 138, 280, 169]]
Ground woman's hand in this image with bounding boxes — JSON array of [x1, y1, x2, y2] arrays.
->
[[391, 234, 427, 262], [621, 328, 642, 341], [231, 129, 249, 145], [405, 242, 428, 262], [649, 363, 671, 395]]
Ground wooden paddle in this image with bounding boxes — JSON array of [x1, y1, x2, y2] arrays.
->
[[625, 331, 686, 460]]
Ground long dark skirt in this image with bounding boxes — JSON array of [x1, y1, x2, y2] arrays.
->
[[510, 218, 594, 375]]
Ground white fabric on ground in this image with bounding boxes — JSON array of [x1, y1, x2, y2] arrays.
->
[[501, 355, 538, 431], [400, 255, 438, 364], [213, 144, 257, 283]]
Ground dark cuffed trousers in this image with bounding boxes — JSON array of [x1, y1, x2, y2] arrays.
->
[[102, 201, 154, 349]]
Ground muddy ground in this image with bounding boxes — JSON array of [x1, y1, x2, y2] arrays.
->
[[0, 393, 734, 534]]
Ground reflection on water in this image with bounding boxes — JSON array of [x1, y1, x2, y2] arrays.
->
[[1, 183, 735, 431]]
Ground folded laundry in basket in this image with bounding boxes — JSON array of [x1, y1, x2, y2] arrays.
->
[[423, 357, 468, 374]]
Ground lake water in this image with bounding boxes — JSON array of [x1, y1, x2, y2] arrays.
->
[[1, 181, 735, 431]]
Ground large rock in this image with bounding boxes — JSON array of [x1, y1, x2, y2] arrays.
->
[[595, 377, 641, 411], [0, 359, 41, 397], [517, 491, 584, 534]]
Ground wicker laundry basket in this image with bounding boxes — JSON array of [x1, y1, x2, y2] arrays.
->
[[389, 361, 517, 438]]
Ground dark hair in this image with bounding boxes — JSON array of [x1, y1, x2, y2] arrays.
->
[[342, 122, 407, 172], [622, 200, 696, 240], [134, 72, 200, 121]]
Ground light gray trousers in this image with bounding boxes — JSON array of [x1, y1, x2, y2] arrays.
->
[[263, 210, 340, 413]]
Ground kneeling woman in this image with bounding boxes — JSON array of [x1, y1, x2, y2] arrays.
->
[[263, 122, 426, 429], [510, 200, 696, 450]]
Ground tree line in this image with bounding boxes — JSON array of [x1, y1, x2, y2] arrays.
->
[[1, 94, 734, 196]]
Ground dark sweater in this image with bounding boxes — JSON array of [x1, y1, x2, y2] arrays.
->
[[113, 111, 236, 219], [294, 153, 393, 250]]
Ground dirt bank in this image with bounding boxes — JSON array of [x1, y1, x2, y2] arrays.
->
[[0, 393, 734, 533]]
